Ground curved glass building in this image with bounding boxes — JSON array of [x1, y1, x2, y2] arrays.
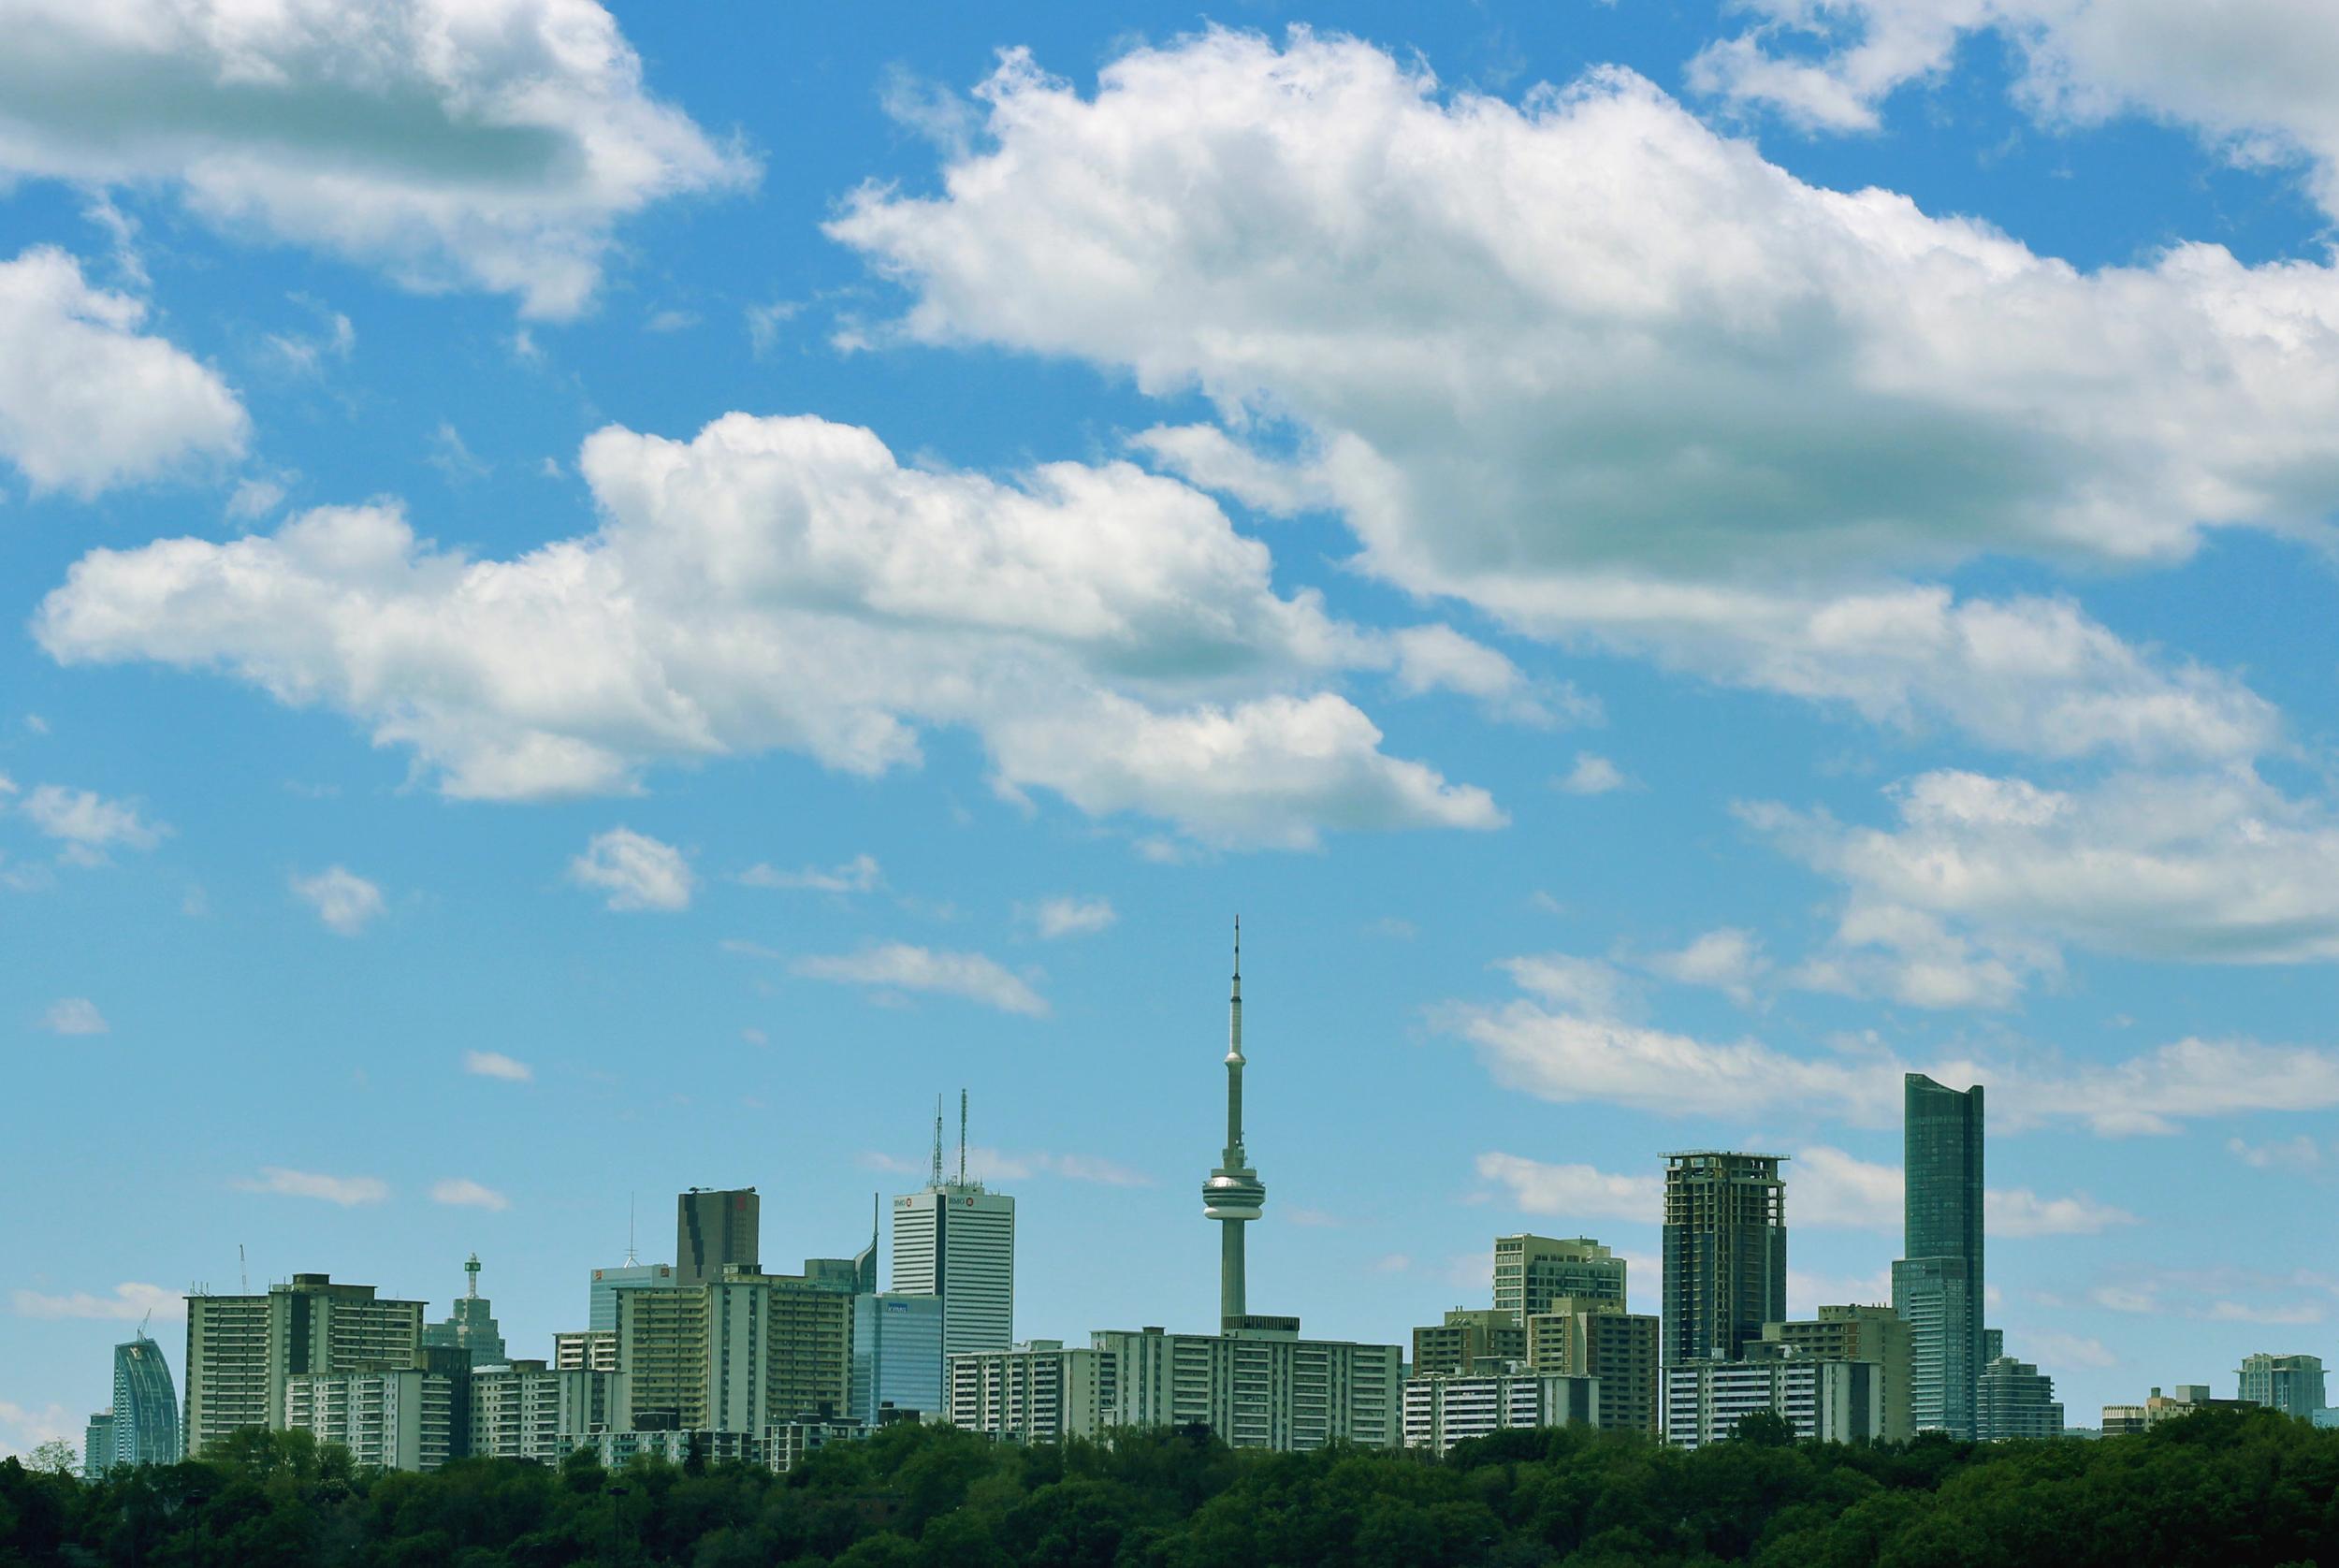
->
[[107, 1334, 182, 1469]]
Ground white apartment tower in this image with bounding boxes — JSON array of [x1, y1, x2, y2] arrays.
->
[[892, 1091, 1015, 1357]]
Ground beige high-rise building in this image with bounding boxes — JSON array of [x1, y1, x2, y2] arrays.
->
[[1493, 1236, 1627, 1321], [182, 1274, 424, 1456], [1525, 1297, 1662, 1437], [553, 1329, 617, 1373], [1413, 1308, 1528, 1376], [612, 1270, 853, 1432], [1752, 1306, 1914, 1443]]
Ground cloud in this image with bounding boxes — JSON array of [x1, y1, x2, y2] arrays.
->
[[0, 247, 246, 498], [1988, 1187, 2138, 1238], [291, 865, 385, 936], [1692, 0, 2339, 218], [2019, 1330, 2116, 1371], [1475, 1152, 1663, 1222], [831, 30, 2306, 762], [738, 853, 881, 893], [1555, 754, 1627, 796], [857, 1144, 1151, 1185], [37, 997, 107, 1036], [1031, 895, 1115, 939], [1754, 767, 2339, 992], [11, 1282, 182, 1322], [1791, 1146, 1904, 1228], [1640, 927, 1768, 1003], [1788, 1266, 1896, 1317], [463, 1050, 531, 1082], [2230, 1135, 2323, 1172], [0, 1402, 79, 1465], [36, 413, 1498, 848], [430, 1178, 510, 1212], [0, 0, 754, 317], [230, 1167, 388, 1205], [2091, 1278, 2325, 1326], [570, 828, 692, 911], [794, 942, 1047, 1016], [17, 783, 166, 863], [1446, 952, 2339, 1136], [426, 421, 489, 484]]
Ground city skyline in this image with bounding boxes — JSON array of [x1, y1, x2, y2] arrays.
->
[[15, 0, 2339, 1459]]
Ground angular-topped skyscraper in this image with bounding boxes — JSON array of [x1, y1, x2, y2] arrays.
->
[[1201, 919, 1267, 1329], [893, 1093, 1015, 1357], [1894, 1074, 1985, 1439]]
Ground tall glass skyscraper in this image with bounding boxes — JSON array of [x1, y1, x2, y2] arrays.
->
[[90, 1334, 180, 1473], [1894, 1074, 1984, 1439]]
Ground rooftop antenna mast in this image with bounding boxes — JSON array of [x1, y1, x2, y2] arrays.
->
[[958, 1088, 968, 1186], [239, 1243, 247, 1296], [931, 1094, 945, 1187], [624, 1193, 638, 1267]]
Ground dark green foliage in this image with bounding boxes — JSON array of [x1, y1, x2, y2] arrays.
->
[[5, 1407, 2336, 1566]]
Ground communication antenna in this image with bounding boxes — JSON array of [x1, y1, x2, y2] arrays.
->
[[624, 1193, 638, 1268], [930, 1094, 945, 1187], [958, 1088, 968, 1186], [239, 1243, 248, 1296]]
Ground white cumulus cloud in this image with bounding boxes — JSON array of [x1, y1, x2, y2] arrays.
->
[[36, 413, 1499, 849], [0, 247, 246, 497], [739, 853, 882, 893], [17, 783, 167, 864], [430, 1178, 510, 1212], [832, 30, 2311, 762], [1031, 894, 1116, 939], [1475, 1152, 1663, 1222], [11, 1282, 182, 1321], [230, 1167, 388, 1205], [794, 942, 1047, 1016], [463, 1050, 531, 1082], [570, 827, 692, 911], [37, 997, 107, 1036], [0, 0, 754, 317], [291, 864, 385, 936]]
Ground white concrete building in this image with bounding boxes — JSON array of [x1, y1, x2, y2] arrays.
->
[[1402, 1372, 1600, 1454], [1663, 1357, 1886, 1449], [948, 1341, 1117, 1443], [892, 1185, 1015, 1358], [283, 1368, 454, 1472], [1097, 1320, 1402, 1451], [468, 1360, 613, 1462]]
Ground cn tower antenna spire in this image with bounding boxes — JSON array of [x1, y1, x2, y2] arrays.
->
[[1202, 916, 1266, 1331]]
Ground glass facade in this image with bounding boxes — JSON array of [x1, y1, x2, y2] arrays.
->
[[1896, 1075, 1984, 1439], [851, 1291, 945, 1423]]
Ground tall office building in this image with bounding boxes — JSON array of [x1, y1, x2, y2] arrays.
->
[[893, 1096, 1015, 1357], [676, 1188, 761, 1287], [85, 1334, 180, 1473], [1661, 1152, 1787, 1364], [1493, 1236, 1627, 1321], [421, 1254, 507, 1368], [2239, 1353, 2327, 1418], [588, 1263, 678, 1333], [1201, 922, 1267, 1328], [1894, 1075, 1984, 1439], [852, 1292, 946, 1424], [183, 1274, 424, 1455]]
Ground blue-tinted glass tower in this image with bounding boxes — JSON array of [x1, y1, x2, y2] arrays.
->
[[1894, 1074, 1984, 1439]]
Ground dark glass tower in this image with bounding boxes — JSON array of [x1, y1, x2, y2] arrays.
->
[[1661, 1152, 1787, 1364], [1894, 1074, 1984, 1438], [109, 1334, 181, 1469], [676, 1187, 761, 1286]]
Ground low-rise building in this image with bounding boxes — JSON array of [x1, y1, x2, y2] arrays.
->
[[1525, 1299, 1661, 1437], [2239, 1354, 2326, 1419], [1753, 1307, 1912, 1444], [948, 1340, 1116, 1443], [2101, 1384, 2255, 1435], [1096, 1319, 1402, 1451], [1978, 1356, 2062, 1440], [1663, 1357, 1886, 1449], [1402, 1372, 1598, 1454], [1412, 1308, 1527, 1376]]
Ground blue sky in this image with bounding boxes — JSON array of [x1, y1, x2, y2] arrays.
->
[[9, 0, 2339, 1451]]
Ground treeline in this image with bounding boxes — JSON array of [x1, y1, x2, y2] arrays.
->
[[7, 1408, 2339, 1567]]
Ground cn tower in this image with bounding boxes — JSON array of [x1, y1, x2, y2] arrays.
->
[[1201, 918, 1267, 1328]]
